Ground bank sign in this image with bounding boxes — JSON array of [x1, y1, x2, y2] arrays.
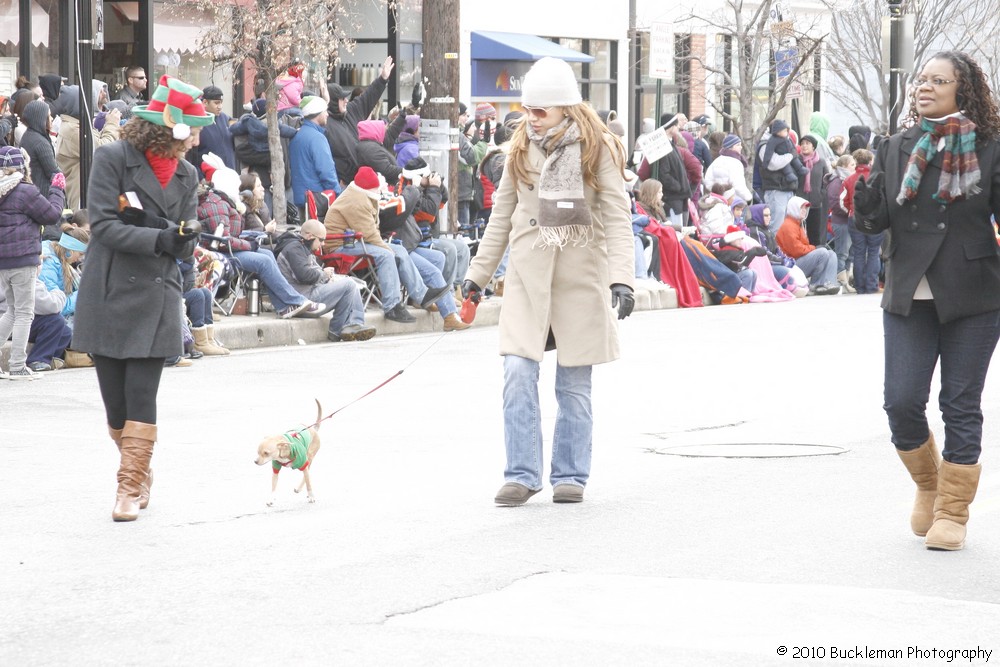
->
[[472, 60, 533, 98]]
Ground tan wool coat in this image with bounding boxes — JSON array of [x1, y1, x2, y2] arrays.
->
[[322, 183, 386, 253], [466, 138, 634, 366]]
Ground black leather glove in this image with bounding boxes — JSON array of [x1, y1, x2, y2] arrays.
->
[[482, 120, 492, 144], [117, 207, 169, 229], [461, 279, 482, 300], [468, 120, 481, 145], [610, 284, 634, 320], [745, 246, 767, 258], [411, 83, 422, 109], [852, 172, 884, 218], [156, 227, 197, 259]]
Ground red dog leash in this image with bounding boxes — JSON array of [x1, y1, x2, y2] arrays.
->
[[310, 331, 450, 427]]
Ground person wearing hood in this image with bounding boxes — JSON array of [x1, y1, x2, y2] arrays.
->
[[274, 218, 376, 342], [0, 145, 66, 380], [744, 203, 798, 293], [704, 133, 752, 203], [93, 99, 126, 147], [54, 86, 82, 209], [38, 74, 64, 113], [289, 95, 343, 210], [18, 99, 61, 199], [324, 56, 395, 185], [393, 114, 420, 168], [807, 111, 837, 166], [775, 195, 840, 294], [356, 114, 406, 183], [847, 124, 872, 152]]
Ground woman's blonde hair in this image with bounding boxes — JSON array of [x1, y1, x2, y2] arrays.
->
[[54, 226, 89, 293], [505, 103, 625, 191], [2, 166, 30, 184]]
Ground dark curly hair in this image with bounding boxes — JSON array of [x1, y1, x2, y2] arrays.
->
[[120, 117, 184, 157], [907, 51, 1000, 140]]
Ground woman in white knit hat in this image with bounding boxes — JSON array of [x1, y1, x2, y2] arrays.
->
[[463, 56, 635, 506]]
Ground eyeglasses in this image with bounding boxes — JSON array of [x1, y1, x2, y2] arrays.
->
[[913, 77, 956, 88], [522, 106, 557, 120], [131, 75, 146, 81]]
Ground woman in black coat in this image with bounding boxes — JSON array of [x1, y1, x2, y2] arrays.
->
[[854, 51, 1000, 551], [73, 75, 214, 522]]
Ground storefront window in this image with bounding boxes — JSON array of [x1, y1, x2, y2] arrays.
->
[[590, 40, 611, 80], [31, 0, 61, 83]]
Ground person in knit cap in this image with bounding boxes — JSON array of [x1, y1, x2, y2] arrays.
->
[[274, 218, 377, 342], [289, 94, 342, 211], [704, 133, 752, 203], [72, 74, 216, 522], [393, 114, 421, 169], [475, 102, 497, 122], [757, 118, 808, 223], [322, 165, 449, 323], [0, 145, 66, 380], [463, 56, 635, 506]]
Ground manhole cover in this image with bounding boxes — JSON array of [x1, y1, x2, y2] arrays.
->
[[649, 443, 848, 458]]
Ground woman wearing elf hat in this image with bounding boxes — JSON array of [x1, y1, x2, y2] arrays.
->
[[73, 75, 214, 522], [463, 57, 636, 506]]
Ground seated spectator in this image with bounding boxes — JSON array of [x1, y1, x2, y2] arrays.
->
[[239, 171, 275, 235], [398, 157, 470, 299], [275, 219, 376, 342], [775, 196, 841, 295], [696, 182, 735, 239], [179, 251, 229, 356], [39, 228, 88, 327], [744, 204, 802, 295], [197, 163, 329, 319], [322, 166, 449, 323], [634, 180, 703, 308]]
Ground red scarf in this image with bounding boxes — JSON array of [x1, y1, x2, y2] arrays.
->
[[145, 150, 178, 189]]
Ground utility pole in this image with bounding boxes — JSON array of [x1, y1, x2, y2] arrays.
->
[[77, 0, 94, 208], [421, 0, 460, 233], [887, 0, 903, 134]]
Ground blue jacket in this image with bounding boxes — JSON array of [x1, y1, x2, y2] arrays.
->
[[188, 112, 236, 170], [39, 240, 77, 316], [289, 119, 342, 206], [0, 180, 64, 270], [230, 113, 297, 154]]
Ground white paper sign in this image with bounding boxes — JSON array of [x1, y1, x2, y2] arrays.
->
[[637, 130, 674, 163]]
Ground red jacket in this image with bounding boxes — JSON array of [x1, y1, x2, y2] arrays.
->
[[843, 164, 870, 217]]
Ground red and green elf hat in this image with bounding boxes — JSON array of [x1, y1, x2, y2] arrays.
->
[[132, 75, 215, 139]]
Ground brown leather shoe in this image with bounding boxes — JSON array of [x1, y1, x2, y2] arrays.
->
[[113, 421, 156, 522], [553, 484, 585, 503], [444, 313, 471, 331], [494, 482, 540, 506]]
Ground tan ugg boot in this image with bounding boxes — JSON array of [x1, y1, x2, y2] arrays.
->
[[443, 313, 470, 331], [837, 270, 856, 293], [193, 326, 229, 356], [895, 434, 940, 536], [112, 421, 156, 522], [925, 461, 982, 551], [205, 324, 230, 355]]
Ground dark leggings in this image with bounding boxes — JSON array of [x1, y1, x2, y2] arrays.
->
[[92, 356, 165, 428]]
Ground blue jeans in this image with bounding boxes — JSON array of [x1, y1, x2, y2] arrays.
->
[[764, 190, 794, 226], [848, 219, 883, 293], [493, 247, 510, 280], [184, 287, 214, 327], [502, 355, 593, 490], [410, 248, 455, 317], [884, 302, 1000, 464], [432, 237, 471, 287], [231, 248, 305, 312], [0, 266, 37, 370], [633, 235, 649, 279], [303, 278, 364, 336], [26, 313, 73, 365], [794, 247, 838, 287], [831, 222, 852, 273], [336, 243, 404, 311]]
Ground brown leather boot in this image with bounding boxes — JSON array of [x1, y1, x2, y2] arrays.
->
[[109, 425, 123, 450], [895, 433, 940, 536], [443, 313, 471, 331], [112, 421, 156, 522], [925, 461, 981, 551]]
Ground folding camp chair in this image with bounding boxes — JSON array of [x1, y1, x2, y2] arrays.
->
[[202, 234, 259, 316], [318, 232, 383, 310]]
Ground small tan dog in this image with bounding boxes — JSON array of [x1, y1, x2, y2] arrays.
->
[[254, 400, 323, 506]]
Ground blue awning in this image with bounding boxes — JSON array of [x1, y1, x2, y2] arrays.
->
[[471, 31, 595, 63]]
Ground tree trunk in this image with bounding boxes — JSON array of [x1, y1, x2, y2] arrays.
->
[[422, 0, 461, 234], [264, 77, 288, 228]]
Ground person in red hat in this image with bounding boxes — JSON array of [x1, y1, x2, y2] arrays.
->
[[73, 75, 215, 523]]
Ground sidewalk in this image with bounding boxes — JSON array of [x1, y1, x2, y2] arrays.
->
[[210, 280, 696, 350], [1, 282, 700, 364]]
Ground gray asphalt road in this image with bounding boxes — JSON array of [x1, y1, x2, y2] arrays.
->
[[2, 294, 997, 666]]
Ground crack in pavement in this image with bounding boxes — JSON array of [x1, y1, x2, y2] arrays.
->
[[380, 570, 553, 623]]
